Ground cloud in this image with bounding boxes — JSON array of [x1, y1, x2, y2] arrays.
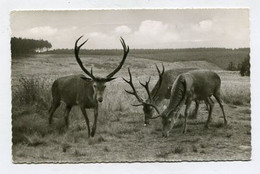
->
[[115, 25, 131, 34], [132, 20, 179, 48], [138, 20, 168, 35], [28, 26, 58, 36], [192, 20, 213, 32]]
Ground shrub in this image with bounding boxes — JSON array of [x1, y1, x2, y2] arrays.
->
[[12, 77, 51, 110], [240, 54, 250, 76]]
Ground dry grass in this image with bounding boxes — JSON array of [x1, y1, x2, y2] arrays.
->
[[12, 54, 251, 162]]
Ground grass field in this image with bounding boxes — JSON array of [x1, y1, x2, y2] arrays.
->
[[11, 53, 251, 162]]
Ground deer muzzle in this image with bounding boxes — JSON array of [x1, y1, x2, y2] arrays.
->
[[162, 131, 170, 138], [97, 97, 103, 102], [144, 120, 150, 127]]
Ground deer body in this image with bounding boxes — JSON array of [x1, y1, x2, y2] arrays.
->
[[143, 68, 203, 125], [49, 36, 129, 137], [51, 75, 97, 108], [161, 70, 227, 137]]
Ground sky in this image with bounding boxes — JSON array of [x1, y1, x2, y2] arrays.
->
[[10, 9, 249, 49]]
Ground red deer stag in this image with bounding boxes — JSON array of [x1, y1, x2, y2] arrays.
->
[[154, 70, 227, 137], [123, 65, 208, 126], [49, 36, 129, 137]]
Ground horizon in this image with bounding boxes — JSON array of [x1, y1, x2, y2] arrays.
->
[[11, 36, 250, 51]]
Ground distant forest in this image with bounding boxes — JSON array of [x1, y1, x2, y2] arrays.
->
[[44, 47, 249, 56], [45, 47, 250, 71], [11, 37, 52, 56]]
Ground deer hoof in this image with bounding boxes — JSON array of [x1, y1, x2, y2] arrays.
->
[[188, 115, 197, 120], [224, 121, 228, 126], [91, 132, 95, 137]]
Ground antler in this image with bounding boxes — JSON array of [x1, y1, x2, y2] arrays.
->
[[123, 68, 161, 114], [152, 63, 165, 100], [122, 68, 144, 104], [74, 35, 96, 80], [106, 37, 129, 81], [139, 77, 152, 102]]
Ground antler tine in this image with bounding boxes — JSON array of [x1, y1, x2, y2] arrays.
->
[[159, 63, 165, 78], [120, 37, 126, 50], [139, 76, 152, 102], [75, 36, 88, 51], [152, 63, 165, 100], [90, 67, 94, 77], [122, 68, 144, 105], [132, 103, 144, 107], [106, 37, 130, 80], [74, 36, 96, 80]]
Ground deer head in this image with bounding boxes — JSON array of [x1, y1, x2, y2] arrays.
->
[[75, 36, 129, 103], [123, 64, 164, 125]]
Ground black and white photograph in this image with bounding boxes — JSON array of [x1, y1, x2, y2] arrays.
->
[[10, 9, 250, 163]]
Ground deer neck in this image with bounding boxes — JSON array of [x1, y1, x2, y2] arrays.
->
[[150, 97, 163, 107], [167, 76, 186, 114], [82, 80, 99, 106]]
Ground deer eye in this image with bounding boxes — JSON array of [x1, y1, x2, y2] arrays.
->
[[168, 119, 171, 123], [93, 84, 97, 88]]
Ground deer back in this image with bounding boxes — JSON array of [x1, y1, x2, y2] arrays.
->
[[53, 74, 97, 107], [183, 70, 221, 100], [151, 68, 196, 102]]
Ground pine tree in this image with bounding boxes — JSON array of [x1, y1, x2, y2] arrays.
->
[[240, 54, 250, 76]]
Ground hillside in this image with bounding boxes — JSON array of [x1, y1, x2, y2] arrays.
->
[[44, 48, 249, 70]]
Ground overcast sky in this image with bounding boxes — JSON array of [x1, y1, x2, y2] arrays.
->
[[10, 9, 249, 49]]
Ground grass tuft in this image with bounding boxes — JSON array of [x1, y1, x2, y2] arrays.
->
[[192, 145, 198, 153], [174, 145, 184, 154], [88, 135, 106, 145]]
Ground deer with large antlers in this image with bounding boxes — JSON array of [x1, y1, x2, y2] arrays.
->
[[123, 65, 208, 126], [49, 36, 129, 137]]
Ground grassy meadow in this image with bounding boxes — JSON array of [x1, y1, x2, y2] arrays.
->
[[12, 51, 251, 162]]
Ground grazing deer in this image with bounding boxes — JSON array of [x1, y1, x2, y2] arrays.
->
[[155, 70, 227, 137], [49, 36, 129, 137], [123, 65, 207, 126]]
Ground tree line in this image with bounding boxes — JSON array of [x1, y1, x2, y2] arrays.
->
[[45, 47, 249, 56], [11, 37, 52, 56], [227, 54, 250, 76]]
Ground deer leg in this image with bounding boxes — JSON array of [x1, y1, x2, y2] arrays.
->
[[189, 100, 199, 119], [183, 99, 192, 134], [204, 97, 213, 111], [205, 101, 209, 111], [80, 106, 91, 138], [205, 97, 214, 129], [48, 101, 60, 125], [214, 94, 227, 126], [64, 106, 72, 128], [91, 106, 98, 137]]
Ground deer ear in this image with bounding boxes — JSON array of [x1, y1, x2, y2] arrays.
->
[[80, 76, 92, 81], [165, 86, 172, 99], [105, 77, 116, 82]]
